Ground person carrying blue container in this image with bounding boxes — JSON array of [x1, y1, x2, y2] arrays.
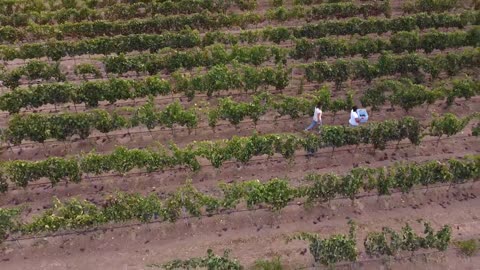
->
[[349, 106, 360, 127]]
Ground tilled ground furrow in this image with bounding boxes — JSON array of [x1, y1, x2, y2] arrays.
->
[[2, 95, 478, 161], [1, 179, 479, 270], [1, 133, 478, 213]]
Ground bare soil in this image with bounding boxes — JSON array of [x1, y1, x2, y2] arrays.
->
[[1, 180, 480, 270], [0, 1, 479, 269], [2, 94, 478, 162]]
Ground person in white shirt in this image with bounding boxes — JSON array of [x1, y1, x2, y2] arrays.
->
[[305, 102, 322, 131], [349, 106, 360, 127]]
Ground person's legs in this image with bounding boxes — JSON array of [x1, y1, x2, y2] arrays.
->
[[305, 120, 318, 131]]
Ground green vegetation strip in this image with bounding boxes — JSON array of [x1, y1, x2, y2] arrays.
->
[[102, 27, 479, 75], [403, 0, 462, 14], [1, 113, 479, 191], [2, 155, 475, 254], [304, 48, 480, 88], [0, 0, 258, 27], [1, 53, 478, 113], [0, 1, 390, 43], [5, 61, 287, 112], [149, 219, 453, 269], [0, 10, 477, 60], [2, 79, 479, 145], [0, 0, 384, 27], [0, 0, 222, 15], [1, 47, 478, 98]]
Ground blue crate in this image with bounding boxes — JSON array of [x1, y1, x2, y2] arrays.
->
[[357, 108, 368, 123]]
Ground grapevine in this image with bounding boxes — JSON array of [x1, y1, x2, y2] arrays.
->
[[2, 114, 477, 188], [305, 48, 480, 87], [0, 156, 476, 244], [0, 11, 477, 61], [0, 2, 392, 43], [364, 222, 452, 257]]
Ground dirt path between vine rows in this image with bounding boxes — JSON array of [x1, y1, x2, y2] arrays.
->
[[2, 129, 479, 223], [1, 85, 478, 208], [1, 64, 476, 132], [0, 1, 478, 268], [1, 45, 475, 100], [1, 177, 480, 270], [2, 92, 479, 162]]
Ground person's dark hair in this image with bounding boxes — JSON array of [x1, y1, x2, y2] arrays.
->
[[352, 106, 357, 112], [316, 102, 322, 109]]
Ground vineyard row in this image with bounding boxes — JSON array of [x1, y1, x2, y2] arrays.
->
[[0, 1, 391, 44], [0, 0, 259, 15], [3, 78, 479, 145], [159, 220, 452, 269], [0, 10, 477, 56], [0, 0, 385, 27], [2, 26, 478, 88], [1, 55, 476, 115], [2, 0, 462, 28], [2, 154, 476, 255], [101, 27, 479, 75], [1, 114, 479, 191], [2, 48, 478, 102], [303, 47, 480, 87], [0, 0, 260, 27]]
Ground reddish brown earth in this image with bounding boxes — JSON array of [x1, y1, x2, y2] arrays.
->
[[0, 1, 479, 269], [1, 128, 479, 269], [1, 180, 480, 269]]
